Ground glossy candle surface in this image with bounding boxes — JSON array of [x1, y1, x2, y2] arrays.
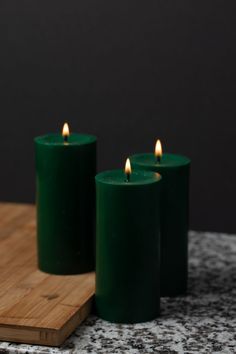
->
[[35, 133, 96, 275], [130, 153, 191, 296], [95, 169, 162, 323]]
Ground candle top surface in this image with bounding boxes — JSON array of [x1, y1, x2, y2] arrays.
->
[[96, 169, 161, 186], [130, 153, 190, 168], [35, 133, 96, 146]]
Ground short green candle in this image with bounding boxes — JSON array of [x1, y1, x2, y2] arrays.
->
[[35, 125, 97, 275], [130, 147, 191, 297], [95, 164, 162, 323]]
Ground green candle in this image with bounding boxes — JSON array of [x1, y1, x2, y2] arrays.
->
[[35, 123, 97, 275], [95, 160, 162, 323], [130, 141, 191, 297]]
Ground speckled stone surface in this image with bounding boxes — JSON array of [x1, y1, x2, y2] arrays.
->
[[0, 231, 235, 354]]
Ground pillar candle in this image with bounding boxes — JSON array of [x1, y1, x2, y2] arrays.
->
[[95, 160, 162, 323], [35, 123, 97, 275], [130, 143, 190, 296]]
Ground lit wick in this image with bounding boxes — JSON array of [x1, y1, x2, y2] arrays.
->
[[125, 158, 131, 182], [62, 122, 70, 143], [155, 139, 162, 163]]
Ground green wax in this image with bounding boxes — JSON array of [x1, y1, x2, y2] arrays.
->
[[130, 153, 191, 297], [35, 133, 97, 275], [95, 169, 162, 323]]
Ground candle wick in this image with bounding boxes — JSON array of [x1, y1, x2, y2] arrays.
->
[[126, 173, 130, 183], [64, 135, 68, 143], [157, 155, 161, 163]]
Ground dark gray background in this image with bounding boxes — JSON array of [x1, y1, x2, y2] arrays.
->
[[0, 1, 235, 233]]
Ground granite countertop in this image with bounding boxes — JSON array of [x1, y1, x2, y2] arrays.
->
[[0, 231, 235, 354]]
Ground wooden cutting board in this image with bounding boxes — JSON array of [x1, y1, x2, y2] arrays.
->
[[0, 203, 95, 346]]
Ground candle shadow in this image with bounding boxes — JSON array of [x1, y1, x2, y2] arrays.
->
[[161, 263, 236, 319], [188, 265, 236, 296]]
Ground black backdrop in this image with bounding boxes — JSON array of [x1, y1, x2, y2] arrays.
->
[[0, 0, 235, 233]]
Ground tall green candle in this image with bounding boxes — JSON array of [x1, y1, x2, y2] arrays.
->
[[130, 141, 191, 297], [95, 160, 162, 323], [35, 123, 97, 275]]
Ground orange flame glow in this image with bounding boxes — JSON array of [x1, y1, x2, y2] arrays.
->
[[155, 139, 162, 158], [125, 158, 132, 175], [62, 123, 70, 138]]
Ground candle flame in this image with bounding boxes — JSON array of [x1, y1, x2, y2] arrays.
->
[[155, 139, 162, 158], [125, 158, 132, 175], [62, 122, 70, 138]]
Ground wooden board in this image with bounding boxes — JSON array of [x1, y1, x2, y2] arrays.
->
[[0, 203, 95, 346]]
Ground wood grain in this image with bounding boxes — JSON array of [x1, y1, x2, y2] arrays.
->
[[0, 203, 95, 346]]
